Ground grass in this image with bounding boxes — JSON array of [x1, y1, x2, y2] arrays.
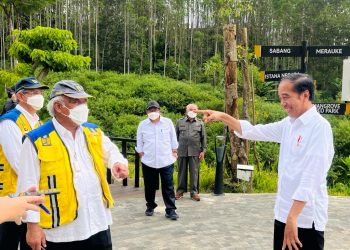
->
[[328, 183, 350, 196], [252, 170, 278, 193]]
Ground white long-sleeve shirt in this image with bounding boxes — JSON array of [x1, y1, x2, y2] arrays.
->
[[0, 105, 40, 174], [17, 118, 127, 242], [238, 106, 334, 231], [136, 116, 178, 168]]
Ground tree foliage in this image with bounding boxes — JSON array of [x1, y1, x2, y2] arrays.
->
[[0, 0, 349, 193], [0, 0, 348, 91], [9, 26, 91, 79]]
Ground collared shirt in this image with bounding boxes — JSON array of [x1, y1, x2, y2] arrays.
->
[[17, 118, 127, 242], [176, 117, 207, 157], [0, 105, 40, 174], [238, 106, 334, 231], [136, 116, 178, 168]]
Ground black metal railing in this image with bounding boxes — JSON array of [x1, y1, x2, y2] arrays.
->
[[107, 136, 140, 188]]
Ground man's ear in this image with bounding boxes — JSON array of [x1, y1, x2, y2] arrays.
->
[[54, 101, 65, 114], [303, 90, 310, 99], [16, 92, 25, 103]]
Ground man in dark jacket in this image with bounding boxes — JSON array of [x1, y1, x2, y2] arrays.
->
[[175, 104, 207, 201]]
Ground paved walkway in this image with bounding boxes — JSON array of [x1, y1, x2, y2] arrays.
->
[[110, 185, 350, 250]]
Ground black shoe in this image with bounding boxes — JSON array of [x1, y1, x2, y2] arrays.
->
[[165, 211, 179, 220], [145, 207, 154, 216]]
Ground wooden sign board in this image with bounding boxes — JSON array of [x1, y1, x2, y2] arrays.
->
[[315, 103, 350, 115], [308, 46, 350, 57], [260, 69, 302, 81]]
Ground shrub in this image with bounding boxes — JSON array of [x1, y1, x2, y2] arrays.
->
[[1, 69, 349, 195], [253, 170, 278, 193], [329, 117, 350, 157]]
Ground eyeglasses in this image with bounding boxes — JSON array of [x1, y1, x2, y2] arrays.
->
[[21, 89, 43, 96], [63, 96, 88, 105]]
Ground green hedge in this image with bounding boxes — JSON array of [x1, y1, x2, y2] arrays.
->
[[1, 70, 349, 194]]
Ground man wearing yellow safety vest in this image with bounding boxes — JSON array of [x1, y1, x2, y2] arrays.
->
[[0, 77, 49, 250], [16, 80, 128, 250]]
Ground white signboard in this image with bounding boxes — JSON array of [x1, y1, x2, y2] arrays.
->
[[342, 59, 350, 102], [237, 164, 254, 181]]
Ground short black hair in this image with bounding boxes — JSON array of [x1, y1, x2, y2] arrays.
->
[[280, 73, 314, 101]]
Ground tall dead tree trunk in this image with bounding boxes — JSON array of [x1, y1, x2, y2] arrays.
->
[[163, 15, 168, 77], [79, 3, 83, 55], [152, 0, 157, 74], [149, 0, 153, 73], [66, 0, 69, 29], [189, 3, 193, 83], [241, 27, 250, 162], [250, 61, 260, 172], [74, 4, 77, 55], [95, 1, 99, 72], [123, 2, 127, 74], [87, 0, 91, 69], [223, 24, 243, 183], [1, 11, 6, 69]]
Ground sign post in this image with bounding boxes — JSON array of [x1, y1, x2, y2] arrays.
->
[[301, 41, 307, 73], [260, 69, 302, 82], [255, 42, 350, 82], [308, 46, 350, 57], [255, 42, 350, 116], [342, 59, 350, 102], [315, 103, 350, 115], [254, 45, 302, 57]]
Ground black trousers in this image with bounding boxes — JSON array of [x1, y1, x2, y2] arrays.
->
[[274, 220, 324, 250], [46, 228, 112, 250], [142, 163, 176, 214], [0, 222, 31, 250]]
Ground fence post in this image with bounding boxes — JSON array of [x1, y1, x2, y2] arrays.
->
[[214, 136, 226, 195], [108, 136, 140, 188], [121, 140, 128, 187], [135, 152, 140, 188]]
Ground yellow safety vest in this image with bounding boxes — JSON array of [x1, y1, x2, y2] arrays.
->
[[0, 109, 39, 196], [26, 120, 114, 229]]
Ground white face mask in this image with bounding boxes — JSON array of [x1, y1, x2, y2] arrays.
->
[[26, 95, 44, 111], [187, 111, 197, 119], [148, 112, 160, 121], [64, 103, 89, 125]]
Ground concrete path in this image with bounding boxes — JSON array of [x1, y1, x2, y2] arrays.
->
[[110, 186, 350, 250]]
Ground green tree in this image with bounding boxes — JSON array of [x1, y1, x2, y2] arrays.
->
[[0, 0, 54, 34], [9, 26, 91, 80], [203, 53, 223, 86]]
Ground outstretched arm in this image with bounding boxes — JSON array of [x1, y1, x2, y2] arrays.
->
[[197, 110, 242, 134]]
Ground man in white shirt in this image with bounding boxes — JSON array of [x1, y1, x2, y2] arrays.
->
[[0, 77, 49, 250], [136, 100, 179, 220], [199, 73, 334, 250], [16, 80, 128, 250]]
